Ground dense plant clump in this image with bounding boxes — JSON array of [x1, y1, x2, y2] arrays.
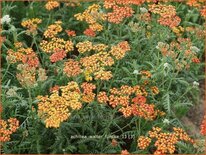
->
[[1, 0, 205, 154]]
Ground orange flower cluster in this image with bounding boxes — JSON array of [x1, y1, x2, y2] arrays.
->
[[109, 41, 131, 60], [200, 114, 206, 135], [149, 3, 181, 28], [49, 85, 60, 93], [7, 43, 39, 68], [81, 82, 96, 103], [200, 6, 206, 18], [37, 81, 82, 128], [132, 97, 160, 120], [186, 0, 200, 7], [66, 30, 76, 37], [106, 5, 134, 24], [104, 0, 146, 8], [97, 91, 109, 103], [0, 118, 19, 142], [137, 127, 194, 154], [40, 37, 74, 53], [121, 149, 130, 155], [97, 83, 162, 119], [21, 18, 42, 34], [140, 70, 151, 78], [137, 136, 151, 150], [150, 86, 159, 95], [43, 21, 62, 38], [45, 1, 60, 10], [63, 59, 82, 77], [74, 4, 106, 32]]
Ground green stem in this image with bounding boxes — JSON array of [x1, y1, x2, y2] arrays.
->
[[2, 64, 11, 80], [28, 89, 33, 111]]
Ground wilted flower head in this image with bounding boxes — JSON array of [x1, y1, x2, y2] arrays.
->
[[133, 70, 139, 75], [193, 81, 199, 87], [163, 118, 170, 124], [1, 15, 11, 24], [163, 62, 169, 68], [140, 7, 148, 13], [156, 42, 169, 50], [190, 46, 200, 53], [6, 87, 18, 97]]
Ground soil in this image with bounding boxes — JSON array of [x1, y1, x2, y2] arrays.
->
[[181, 80, 205, 137]]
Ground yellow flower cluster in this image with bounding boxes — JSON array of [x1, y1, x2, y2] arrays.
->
[[45, 1, 60, 10], [80, 51, 114, 81], [21, 18, 42, 34], [77, 41, 130, 81], [40, 37, 74, 53], [74, 4, 106, 32], [76, 41, 93, 53], [62, 41, 123, 81], [43, 21, 62, 38], [76, 42, 109, 54], [137, 127, 194, 154], [92, 43, 109, 52], [94, 69, 113, 81], [37, 81, 82, 128]]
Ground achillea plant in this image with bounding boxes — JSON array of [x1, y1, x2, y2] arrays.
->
[[21, 18, 42, 34], [0, 118, 19, 142], [1, 0, 204, 154], [37, 82, 82, 128], [45, 0, 60, 10], [137, 127, 194, 154]]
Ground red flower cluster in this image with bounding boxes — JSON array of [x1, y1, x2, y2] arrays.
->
[[66, 30, 76, 37], [84, 28, 96, 37], [50, 50, 67, 63], [200, 114, 206, 135]]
